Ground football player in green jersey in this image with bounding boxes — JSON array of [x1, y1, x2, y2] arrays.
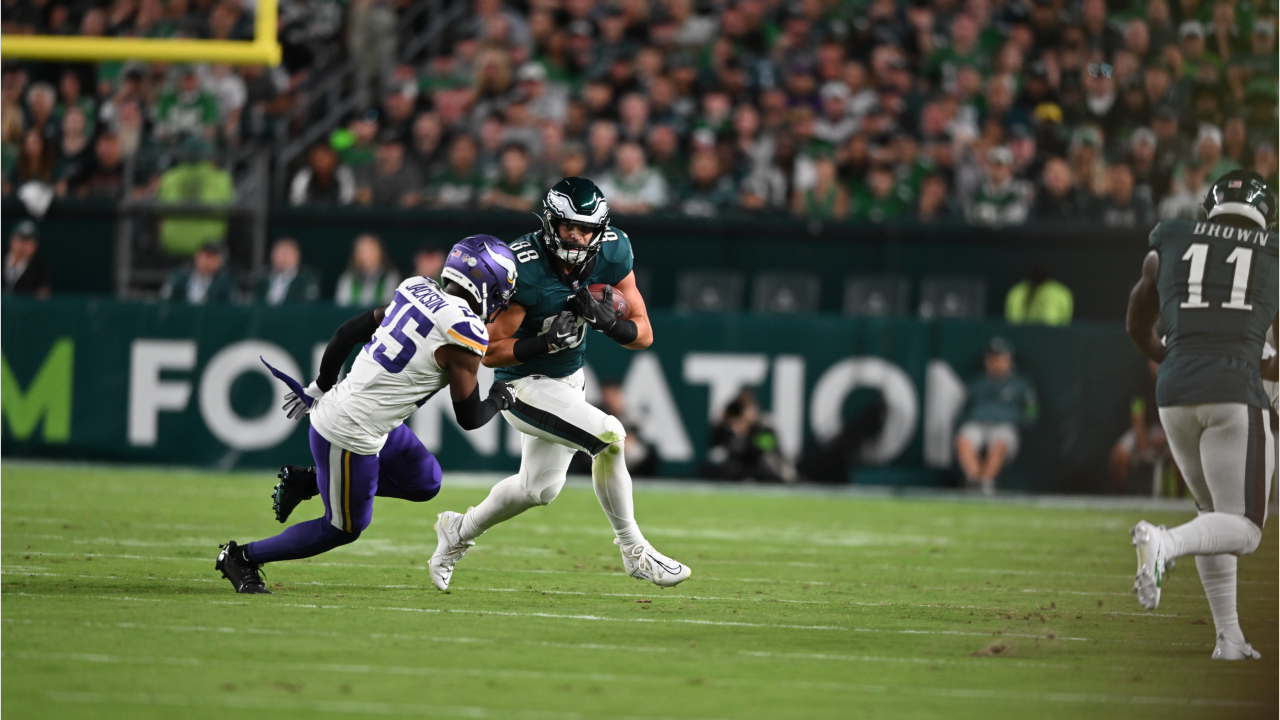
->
[[429, 177, 691, 591], [1126, 170, 1279, 660]]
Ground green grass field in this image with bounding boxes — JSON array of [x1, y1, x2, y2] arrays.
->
[[2, 463, 1276, 719]]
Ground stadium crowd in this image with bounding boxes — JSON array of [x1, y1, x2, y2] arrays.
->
[[4, 0, 1277, 228]]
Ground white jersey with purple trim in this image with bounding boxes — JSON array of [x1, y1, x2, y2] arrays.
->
[[310, 277, 489, 454]]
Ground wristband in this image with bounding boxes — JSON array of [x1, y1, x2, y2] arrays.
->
[[513, 334, 551, 363], [604, 318, 638, 345]]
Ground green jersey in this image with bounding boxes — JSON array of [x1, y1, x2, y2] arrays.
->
[[1150, 218, 1279, 409], [495, 226, 635, 382]]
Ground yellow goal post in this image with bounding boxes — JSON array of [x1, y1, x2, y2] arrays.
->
[[1, 0, 281, 65]]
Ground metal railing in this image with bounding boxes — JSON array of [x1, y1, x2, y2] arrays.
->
[[114, 150, 270, 298], [271, 0, 466, 203]]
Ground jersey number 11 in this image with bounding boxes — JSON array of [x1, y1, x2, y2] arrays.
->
[[1180, 243, 1254, 311]]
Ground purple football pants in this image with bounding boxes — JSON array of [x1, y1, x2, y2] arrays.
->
[[244, 424, 441, 564]]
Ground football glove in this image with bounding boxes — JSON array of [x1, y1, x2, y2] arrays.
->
[[572, 286, 619, 333], [282, 381, 325, 420], [545, 310, 580, 351], [488, 380, 516, 411]]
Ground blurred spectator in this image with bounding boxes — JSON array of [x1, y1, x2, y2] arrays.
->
[[349, 0, 397, 105], [700, 390, 793, 482], [1179, 124, 1240, 185], [965, 146, 1032, 227], [1226, 22, 1277, 103], [1005, 265, 1074, 326], [515, 62, 568, 124], [67, 132, 126, 199], [157, 136, 234, 257], [290, 143, 356, 207], [427, 135, 484, 209], [337, 111, 380, 173], [954, 337, 1038, 494], [159, 242, 235, 305], [1032, 158, 1089, 221], [597, 142, 668, 215], [11, 128, 56, 187], [25, 83, 57, 142], [850, 165, 909, 223], [1158, 160, 1210, 220], [154, 66, 218, 142], [915, 174, 958, 223], [1110, 361, 1173, 493], [1094, 163, 1155, 228], [253, 237, 320, 305], [479, 143, 540, 211], [793, 154, 847, 221], [586, 119, 618, 178], [3, 220, 51, 298], [408, 112, 446, 177], [53, 107, 92, 195], [356, 134, 421, 207], [678, 149, 735, 217], [335, 233, 400, 307], [413, 247, 445, 282], [1254, 142, 1278, 187], [55, 70, 95, 137]]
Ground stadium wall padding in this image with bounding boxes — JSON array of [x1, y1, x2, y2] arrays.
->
[[1, 297, 1150, 492], [2, 202, 1150, 320]]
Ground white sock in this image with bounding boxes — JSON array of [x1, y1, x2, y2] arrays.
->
[[592, 441, 646, 549], [1164, 512, 1262, 558], [1196, 554, 1246, 644], [459, 475, 537, 541]]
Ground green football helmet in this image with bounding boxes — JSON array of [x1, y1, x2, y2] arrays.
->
[[540, 177, 611, 265], [1202, 169, 1276, 230]]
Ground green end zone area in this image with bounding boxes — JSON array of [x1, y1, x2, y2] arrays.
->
[[2, 463, 1276, 719]]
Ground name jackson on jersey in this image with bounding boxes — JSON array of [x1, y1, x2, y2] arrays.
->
[[311, 276, 491, 454]]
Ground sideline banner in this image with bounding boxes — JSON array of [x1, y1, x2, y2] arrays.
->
[[1, 298, 1146, 492]]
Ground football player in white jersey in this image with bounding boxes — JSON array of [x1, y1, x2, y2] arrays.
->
[[215, 236, 519, 594]]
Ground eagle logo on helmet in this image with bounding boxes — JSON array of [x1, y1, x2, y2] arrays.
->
[[539, 177, 611, 266]]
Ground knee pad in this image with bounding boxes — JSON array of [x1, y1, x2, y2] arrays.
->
[[598, 415, 627, 447], [1241, 519, 1262, 554], [524, 470, 566, 506]]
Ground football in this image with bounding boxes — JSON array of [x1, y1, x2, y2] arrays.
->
[[588, 283, 631, 320]]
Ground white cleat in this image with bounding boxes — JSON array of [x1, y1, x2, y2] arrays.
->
[[617, 539, 691, 588], [429, 510, 474, 591], [1131, 520, 1174, 610], [1212, 633, 1261, 660]]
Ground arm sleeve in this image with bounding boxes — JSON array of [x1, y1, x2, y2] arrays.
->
[[452, 384, 503, 430], [317, 308, 380, 391]]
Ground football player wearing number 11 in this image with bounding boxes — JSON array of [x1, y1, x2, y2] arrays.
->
[[429, 177, 692, 590], [1125, 170, 1278, 659], [214, 236, 520, 594]]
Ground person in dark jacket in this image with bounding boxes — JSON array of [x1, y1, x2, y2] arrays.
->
[[160, 242, 236, 304], [252, 237, 320, 305], [954, 337, 1038, 494], [2, 219, 50, 297], [1032, 157, 1089, 221], [700, 390, 795, 482]]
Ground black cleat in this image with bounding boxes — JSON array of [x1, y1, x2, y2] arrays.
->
[[216, 541, 272, 594], [272, 465, 317, 523]]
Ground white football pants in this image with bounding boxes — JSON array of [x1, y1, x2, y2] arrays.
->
[[459, 369, 644, 547]]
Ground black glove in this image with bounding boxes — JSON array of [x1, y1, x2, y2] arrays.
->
[[488, 380, 516, 411], [573, 286, 619, 333], [545, 310, 580, 351]]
